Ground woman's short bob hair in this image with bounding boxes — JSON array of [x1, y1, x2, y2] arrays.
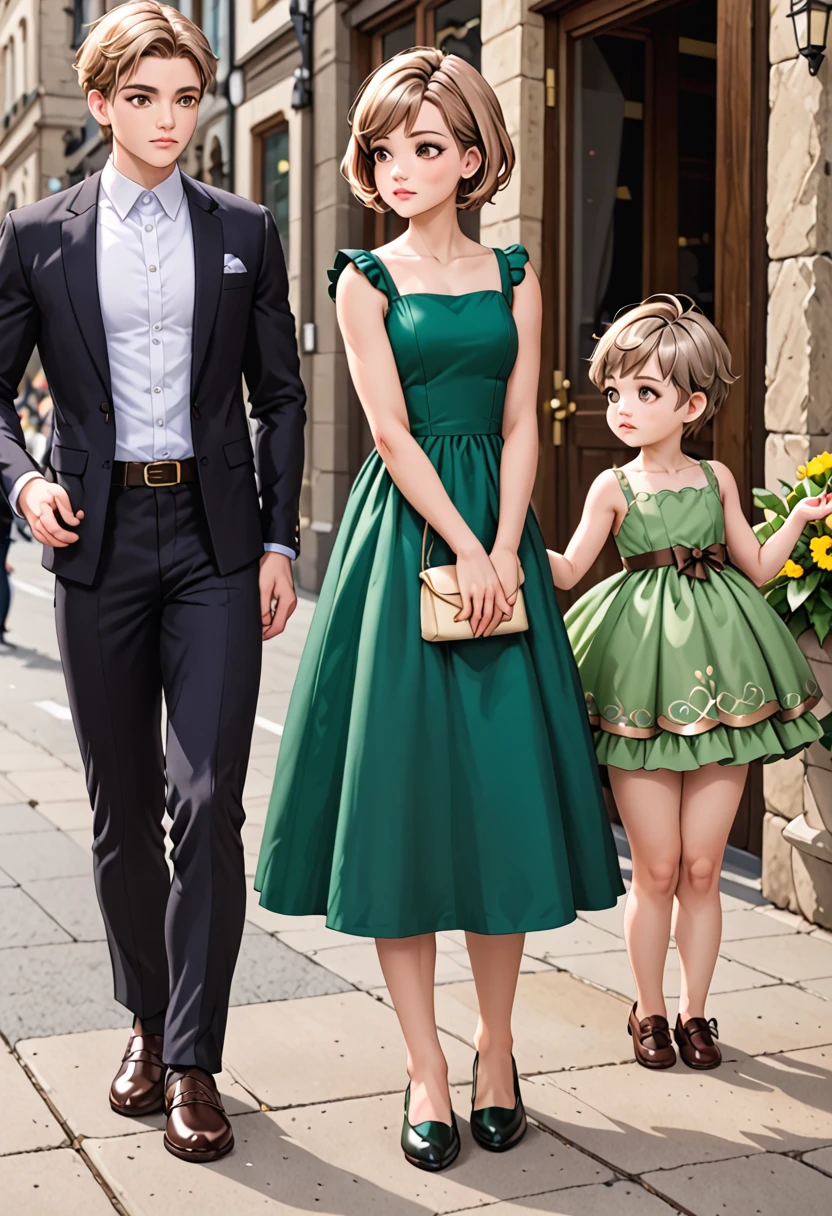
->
[[341, 47, 515, 213], [588, 295, 738, 438], [74, 1, 217, 138]]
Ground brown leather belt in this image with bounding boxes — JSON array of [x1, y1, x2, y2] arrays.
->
[[622, 542, 728, 581], [112, 458, 198, 488]]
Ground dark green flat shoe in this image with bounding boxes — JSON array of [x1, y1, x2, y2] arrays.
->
[[401, 1082, 460, 1171], [470, 1053, 527, 1152]]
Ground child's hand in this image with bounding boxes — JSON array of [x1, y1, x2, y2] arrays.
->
[[794, 492, 832, 523]]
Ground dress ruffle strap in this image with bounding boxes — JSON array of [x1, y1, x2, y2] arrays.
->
[[495, 244, 530, 306], [327, 249, 396, 301]]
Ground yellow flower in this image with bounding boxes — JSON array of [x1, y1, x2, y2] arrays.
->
[[780, 559, 805, 579], [806, 456, 827, 480], [826, 515, 832, 532], [810, 535, 832, 571], [797, 464, 808, 480], [821, 452, 832, 471]]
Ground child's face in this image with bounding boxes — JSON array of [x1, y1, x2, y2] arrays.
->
[[603, 353, 707, 448], [88, 56, 202, 170], [370, 100, 482, 219]]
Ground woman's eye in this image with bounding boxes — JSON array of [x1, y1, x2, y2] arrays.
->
[[416, 143, 443, 158], [372, 149, 390, 163], [128, 95, 150, 107], [179, 96, 197, 107]]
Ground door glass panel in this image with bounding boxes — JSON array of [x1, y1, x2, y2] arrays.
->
[[677, 8, 717, 318], [571, 35, 645, 396], [434, 0, 481, 69], [382, 20, 416, 60]]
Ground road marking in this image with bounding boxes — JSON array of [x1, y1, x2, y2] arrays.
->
[[254, 715, 283, 736], [36, 700, 73, 721], [11, 576, 53, 601]]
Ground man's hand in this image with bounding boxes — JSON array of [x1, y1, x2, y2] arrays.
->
[[18, 477, 84, 547], [259, 551, 297, 640]]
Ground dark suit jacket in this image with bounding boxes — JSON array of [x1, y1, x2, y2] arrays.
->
[[0, 171, 306, 585]]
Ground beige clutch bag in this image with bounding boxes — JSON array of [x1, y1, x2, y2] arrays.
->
[[418, 523, 529, 643]]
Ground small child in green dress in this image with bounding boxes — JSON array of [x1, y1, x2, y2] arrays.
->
[[547, 294, 828, 1070]]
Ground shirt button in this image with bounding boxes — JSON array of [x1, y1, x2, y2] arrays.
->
[[143, 195, 151, 204], [157, 419, 164, 426], [153, 323, 161, 331], [145, 224, 153, 232], [149, 265, 157, 272], [152, 339, 161, 345], [153, 386, 161, 394]]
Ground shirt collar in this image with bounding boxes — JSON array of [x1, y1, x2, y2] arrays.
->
[[101, 159, 185, 222]]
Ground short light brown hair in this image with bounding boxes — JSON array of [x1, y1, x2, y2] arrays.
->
[[341, 47, 514, 213], [589, 295, 737, 436], [74, 1, 217, 137]]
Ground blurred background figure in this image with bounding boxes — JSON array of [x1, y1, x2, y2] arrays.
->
[[0, 489, 12, 647]]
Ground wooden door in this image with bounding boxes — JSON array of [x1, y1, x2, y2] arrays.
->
[[540, 2, 718, 599], [536, 0, 768, 852]]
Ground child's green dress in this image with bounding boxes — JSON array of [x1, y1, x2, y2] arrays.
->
[[565, 461, 823, 771]]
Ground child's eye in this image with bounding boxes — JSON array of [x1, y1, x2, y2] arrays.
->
[[605, 388, 619, 404], [638, 387, 657, 402], [416, 143, 443, 158]]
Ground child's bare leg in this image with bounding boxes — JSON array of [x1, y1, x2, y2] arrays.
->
[[376, 934, 451, 1125], [609, 766, 683, 1019], [674, 762, 748, 1021], [464, 931, 524, 1109]]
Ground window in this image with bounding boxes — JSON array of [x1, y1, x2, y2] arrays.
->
[[433, 0, 481, 69], [260, 124, 290, 261]]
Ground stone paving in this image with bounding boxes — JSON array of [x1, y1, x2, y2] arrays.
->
[[1, 540, 832, 1214]]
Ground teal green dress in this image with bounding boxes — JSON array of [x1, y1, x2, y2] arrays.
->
[[565, 462, 823, 771], [254, 246, 624, 938]]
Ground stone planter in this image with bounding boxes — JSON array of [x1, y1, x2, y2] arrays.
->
[[773, 631, 832, 928]]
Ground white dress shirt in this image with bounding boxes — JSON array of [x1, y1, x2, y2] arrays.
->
[[12, 159, 294, 558]]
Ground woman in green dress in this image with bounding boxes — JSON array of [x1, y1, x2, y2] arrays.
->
[[549, 295, 826, 1072], [255, 48, 623, 1170]]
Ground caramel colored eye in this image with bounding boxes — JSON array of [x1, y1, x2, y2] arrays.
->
[[606, 388, 619, 404]]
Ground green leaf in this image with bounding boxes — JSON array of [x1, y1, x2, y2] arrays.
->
[[752, 488, 789, 517], [808, 599, 832, 646], [779, 478, 795, 492], [786, 605, 810, 641], [820, 588, 832, 612], [766, 584, 789, 612], [754, 521, 774, 543], [787, 568, 821, 611]]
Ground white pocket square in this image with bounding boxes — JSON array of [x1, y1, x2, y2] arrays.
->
[[223, 254, 247, 274]]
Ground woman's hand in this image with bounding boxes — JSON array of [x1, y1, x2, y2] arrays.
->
[[455, 545, 513, 638], [486, 545, 521, 636]]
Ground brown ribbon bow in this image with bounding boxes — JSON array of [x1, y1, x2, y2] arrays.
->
[[672, 542, 727, 581]]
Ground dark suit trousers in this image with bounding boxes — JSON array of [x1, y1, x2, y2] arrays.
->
[[55, 484, 262, 1072]]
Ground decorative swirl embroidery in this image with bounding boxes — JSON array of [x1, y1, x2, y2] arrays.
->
[[665, 666, 719, 726]]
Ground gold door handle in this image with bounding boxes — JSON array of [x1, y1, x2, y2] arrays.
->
[[544, 371, 578, 445]]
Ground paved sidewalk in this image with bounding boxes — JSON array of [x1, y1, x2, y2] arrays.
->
[[1, 539, 832, 1215]]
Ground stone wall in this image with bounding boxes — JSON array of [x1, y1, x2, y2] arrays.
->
[[479, 0, 545, 272], [763, 1, 832, 926]]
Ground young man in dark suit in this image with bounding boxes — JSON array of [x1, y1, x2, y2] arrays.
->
[[0, 2, 306, 1162]]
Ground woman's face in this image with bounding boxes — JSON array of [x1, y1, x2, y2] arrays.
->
[[603, 353, 707, 448], [369, 100, 481, 218]]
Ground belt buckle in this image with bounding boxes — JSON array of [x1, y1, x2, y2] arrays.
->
[[143, 460, 181, 487]]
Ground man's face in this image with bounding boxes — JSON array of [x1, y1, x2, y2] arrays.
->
[[88, 55, 202, 168]]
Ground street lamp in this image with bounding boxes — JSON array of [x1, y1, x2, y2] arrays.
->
[[789, 0, 832, 75], [290, 0, 313, 110]]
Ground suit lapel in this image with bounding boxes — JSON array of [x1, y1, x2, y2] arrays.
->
[[61, 172, 112, 400], [183, 175, 223, 397]]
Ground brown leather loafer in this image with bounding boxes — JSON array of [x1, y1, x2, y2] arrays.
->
[[675, 1015, 721, 1070], [164, 1071, 234, 1163], [627, 1003, 676, 1069], [109, 1032, 165, 1117]]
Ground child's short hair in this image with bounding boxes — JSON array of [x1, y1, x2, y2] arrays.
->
[[74, 1, 217, 137], [341, 47, 514, 213], [589, 295, 737, 437]]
